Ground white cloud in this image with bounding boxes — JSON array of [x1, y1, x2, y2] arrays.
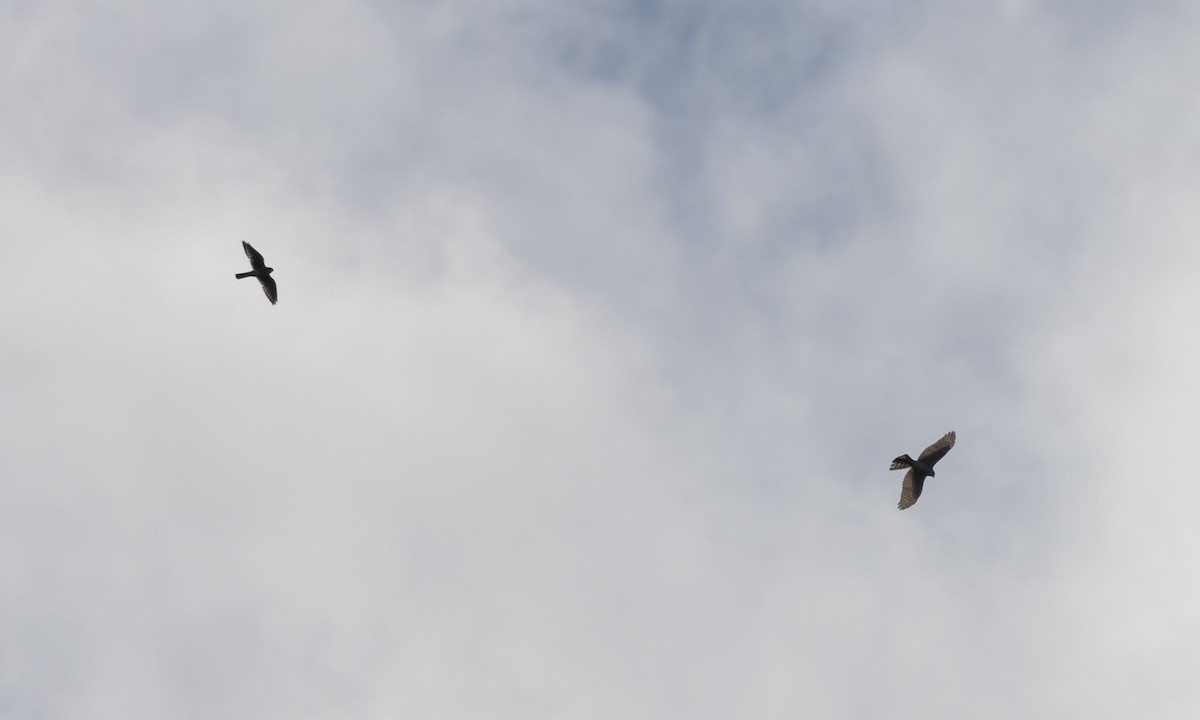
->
[[3, 0, 1200, 717]]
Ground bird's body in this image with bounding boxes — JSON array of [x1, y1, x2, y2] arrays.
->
[[889, 431, 955, 510], [236, 241, 277, 304]]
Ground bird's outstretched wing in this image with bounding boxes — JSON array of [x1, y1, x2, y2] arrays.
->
[[898, 469, 924, 510], [259, 275, 278, 304], [242, 241, 266, 270], [917, 431, 956, 466]]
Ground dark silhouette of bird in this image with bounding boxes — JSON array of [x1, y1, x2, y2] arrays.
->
[[890, 431, 955, 510], [236, 241, 277, 305]]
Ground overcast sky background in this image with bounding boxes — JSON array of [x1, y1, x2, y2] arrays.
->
[[3, 0, 1200, 717]]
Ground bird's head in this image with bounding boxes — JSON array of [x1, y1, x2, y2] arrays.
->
[[928, 469, 936, 477], [264, 266, 274, 274]]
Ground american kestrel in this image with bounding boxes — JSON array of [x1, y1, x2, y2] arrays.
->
[[890, 431, 955, 510], [235, 241, 277, 305]]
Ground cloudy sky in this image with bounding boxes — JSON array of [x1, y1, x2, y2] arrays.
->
[[4, 0, 1200, 717]]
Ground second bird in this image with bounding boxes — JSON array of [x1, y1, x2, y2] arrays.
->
[[236, 241, 277, 305]]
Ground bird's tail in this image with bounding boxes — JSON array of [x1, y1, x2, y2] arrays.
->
[[235, 271, 254, 279], [890, 454, 913, 471]]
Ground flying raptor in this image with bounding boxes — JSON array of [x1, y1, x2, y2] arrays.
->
[[890, 431, 955, 510], [236, 241, 277, 305]]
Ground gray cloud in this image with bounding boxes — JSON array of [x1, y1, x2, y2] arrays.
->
[[1, 0, 1199, 717]]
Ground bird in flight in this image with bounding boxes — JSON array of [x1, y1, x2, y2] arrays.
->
[[236, 241, 277, 305], [890, 431, 955, 510]]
